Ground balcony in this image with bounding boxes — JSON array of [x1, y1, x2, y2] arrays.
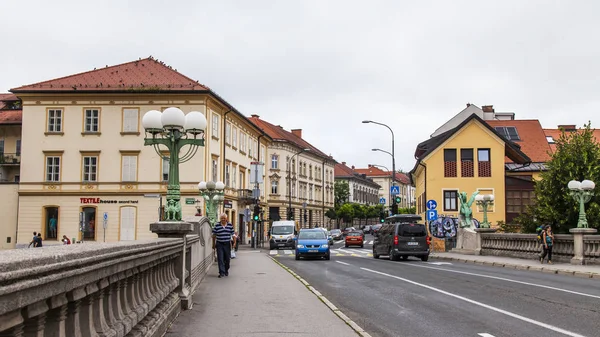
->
[[0, 153, 20, 166], [237, 189, 255, 205]]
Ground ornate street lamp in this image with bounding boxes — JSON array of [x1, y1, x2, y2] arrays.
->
[[198, 181, 226, 227], [142, 107, 206, 221], [568, 179, 595, 228], [475, 194, 494, 228]]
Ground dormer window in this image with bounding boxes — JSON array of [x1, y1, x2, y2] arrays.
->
[[494, 126, 520, 141], [546, 136, 555, 144]]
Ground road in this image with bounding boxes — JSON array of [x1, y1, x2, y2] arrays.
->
[[271, 234, 600, 337]]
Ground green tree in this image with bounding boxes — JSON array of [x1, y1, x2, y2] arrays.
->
[[336, 203, 355, 225], [334, 181, 350, 207], [516, 123, 600, 233], [351, 204, 366, 226]]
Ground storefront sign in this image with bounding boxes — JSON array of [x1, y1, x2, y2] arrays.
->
[[224, 200, 232, 209], [185, 198, 196, 205], [80, 198, 139, 204]]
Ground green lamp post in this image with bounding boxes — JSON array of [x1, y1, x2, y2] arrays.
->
[[198, 181, 225, 227], [475, 194, 494, 228], [568, 179, 595, 228], [142, 107, 206, 222]]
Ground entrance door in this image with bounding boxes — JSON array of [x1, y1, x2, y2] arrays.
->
[[120, 207, 136, 241], [238, 214, 245, 244]]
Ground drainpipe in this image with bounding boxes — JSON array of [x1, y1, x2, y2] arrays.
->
[[418, 161, 427, 214]]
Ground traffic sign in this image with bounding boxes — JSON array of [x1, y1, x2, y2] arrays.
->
[[379, 197, 386, 204], [426, 200, 437, 210], [426, 210, 438, 221], [390, 185, 400, 195], [103, 212, 108, 221]]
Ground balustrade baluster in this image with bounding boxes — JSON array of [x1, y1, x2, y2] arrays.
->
[[65, 287, 86, 337], [107, 275, 125, 337], [93, 279, 116, 337], [45, 295, 68, 337], [118, 274, 135, 332]]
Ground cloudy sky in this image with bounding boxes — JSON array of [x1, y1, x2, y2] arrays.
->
[[2, 0, 599, 172]]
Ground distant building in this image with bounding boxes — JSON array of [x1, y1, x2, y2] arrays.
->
[[0, 94, 21, 249], [333, 162, 380, 205], [353, 166, 414, 209]]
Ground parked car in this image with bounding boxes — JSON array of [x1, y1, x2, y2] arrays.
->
[[342, 227, 356, 236], [330, 229, 343, 240], [363, 225, 372, 234], [295, 229, 331, 260], [373, 214, 430, 261], [317, 227, 334, 246], [371, 224, 382, 235], [345, 231, 364, 248]]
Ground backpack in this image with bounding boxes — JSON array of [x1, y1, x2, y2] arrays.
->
[[536, 226, 544, 244]]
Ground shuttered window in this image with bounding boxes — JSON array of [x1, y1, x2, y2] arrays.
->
[[120, 207, 136, 241], [123, 108, 139, 132], [121, 156, 138, 181]]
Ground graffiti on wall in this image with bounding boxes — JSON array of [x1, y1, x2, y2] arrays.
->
[[429, 216, 480, 238]]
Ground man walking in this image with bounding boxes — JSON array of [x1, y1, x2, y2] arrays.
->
[[212, 213, 234, 278]]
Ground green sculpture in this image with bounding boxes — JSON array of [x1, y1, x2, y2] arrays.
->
[[458, 190, 480, 228]]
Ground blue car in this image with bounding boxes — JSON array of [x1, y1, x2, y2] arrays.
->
[[295, 229, 331, 260]]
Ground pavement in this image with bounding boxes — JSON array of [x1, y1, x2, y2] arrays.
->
[[165, 246, 361, 337]]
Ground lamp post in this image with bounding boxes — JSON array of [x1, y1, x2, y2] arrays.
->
[[372, 148, 397, 211], [287, 148, 310, 220], [568, 180, 596, 228], [363, 120, 396, 186], [143, 107, 206, 222], [475, 194, 495, 228], [198, 181, 226, 227]]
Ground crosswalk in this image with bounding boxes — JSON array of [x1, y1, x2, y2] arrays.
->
[[269, 247, 373, 258]]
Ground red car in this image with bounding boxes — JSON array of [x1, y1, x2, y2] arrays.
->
[[345, 231, 364, 248]]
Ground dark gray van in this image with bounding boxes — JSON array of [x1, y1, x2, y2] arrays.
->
[[373, 214, 431, 261]]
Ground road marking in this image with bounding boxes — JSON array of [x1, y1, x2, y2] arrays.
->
[[284, 250, 293, 255], [398, 262, 600, 300], [336, 261, 350, 266], [361, 267, 586, 337], [426, 262, 453, 265], [478, 334, 496, 337], [269, 250, 277, 255]]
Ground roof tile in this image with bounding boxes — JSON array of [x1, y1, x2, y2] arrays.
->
[[485, 120, 551, 163], [0, 110, 22, 124], [354, 166, 411, 184], [544, 128, 600, 153]]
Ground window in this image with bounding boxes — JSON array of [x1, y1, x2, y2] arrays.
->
[[271, 154, 278, 169], [239, 171, 245, 189], [45, 156, 61, 182], [478, 149, 491, 177], [240, 132, 246, 152], [444, 149, 457, 177], [309, 186, 313, 200], [212, 159, 218, 182], [161, 157, 169, 181], [271, 180, 278, 194], [232, 164, 237, 188], [16, 140, 21, 156], [120, 206, 137, 241], [122, 108, 139, 133], [460, 149, 474, 177], [47, 109, 62, 132], [44, 206, 59, 240], [546, 136, 555, 144], [212, 113, 219, 136], [0, 140, 3, 155], [507, 190, 536, 214], [84, 109, 100, 133], [121, 155, 138, 181], [494, 126, 520, 141], [81, 207, 96, 240], [232, 127, 238, 147], [225, 122, 231, 144], [261, 146, 266, 165], [443, 190, 458, 211], [309, 165, 313, 178], [225, 164, 231, 187], [82, 156, 98, 182]]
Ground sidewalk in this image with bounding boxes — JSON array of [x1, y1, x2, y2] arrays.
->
[[165, 247, 361, 337], [431, 252, 600, 279]]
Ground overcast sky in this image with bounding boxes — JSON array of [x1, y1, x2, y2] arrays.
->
[[2, 0, 599, 172]]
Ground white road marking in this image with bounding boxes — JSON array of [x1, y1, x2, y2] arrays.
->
[[367, 240, 373, 244], [478, 333, 496, 337], [336, 261, 350, 266], [426, 262, 453, 265], [398, 262, 600, 300], [284, 250, 293, 255], [361, 267, 586, 337], [269, 250, 277, 255]]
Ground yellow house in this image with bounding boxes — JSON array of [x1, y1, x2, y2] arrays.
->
[[410, 113, 531, 239]]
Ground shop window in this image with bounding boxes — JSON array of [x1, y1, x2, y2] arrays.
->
[[81, 207, 97, 240], [44, 206, 59, 239]]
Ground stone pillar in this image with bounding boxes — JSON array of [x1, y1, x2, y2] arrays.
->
[[474, 228, 497, 255], [569, 228, 597, 265], [452, 227, 477, 255], [0, 310, 24, 337], [45, 294, 68, 337]]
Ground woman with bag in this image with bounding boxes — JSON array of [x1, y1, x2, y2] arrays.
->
[[540, 225, 554, 264]]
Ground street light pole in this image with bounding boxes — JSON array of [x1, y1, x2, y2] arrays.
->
[[287, 148, 310, 220], [363, 120, 395, 186], [568, 180, 596, 228], [475, 194, 495, 228]]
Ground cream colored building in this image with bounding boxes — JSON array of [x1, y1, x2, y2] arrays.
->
[[11, 57, 271, 245], [248, 115, 336, 228], [354, 166, 416, 209], [0, 94, 21, 249]]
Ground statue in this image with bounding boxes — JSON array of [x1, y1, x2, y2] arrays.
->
[[165, 199, 181, 222], [458, 190, 479, 229]]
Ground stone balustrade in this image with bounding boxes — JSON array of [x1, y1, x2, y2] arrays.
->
[[584, 235, 600, 264], [0, 217, 214, 337]]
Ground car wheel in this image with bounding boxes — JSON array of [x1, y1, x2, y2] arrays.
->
[[389, 248, 399, 261], [421, 255, 429, 262], [345, 244, 348, 248], [401, 255, 408, 260], [360, 244, 364, 248], [325, 252, 331, 260], [373, 246, 380, 259], [295, 251, 300, 260], [269, 244, 275, 250]]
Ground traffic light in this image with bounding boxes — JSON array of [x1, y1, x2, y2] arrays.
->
[[253, 205, 260, 221], [391, 203, 399, 215], [379, 212, 385, 223]]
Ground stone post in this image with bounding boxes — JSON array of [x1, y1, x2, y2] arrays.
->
[[474, 228, 497, 255], [150, 221, 194, 310], [569, 228, 597, 265]]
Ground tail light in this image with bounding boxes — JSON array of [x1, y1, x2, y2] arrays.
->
[[394, 235, 398, 245], [426, 236, 431, 245]]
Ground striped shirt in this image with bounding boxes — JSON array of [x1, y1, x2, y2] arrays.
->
[[213, 223, 234, 243]]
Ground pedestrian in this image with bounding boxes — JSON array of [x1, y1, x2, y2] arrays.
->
[[212, 213, 234, 278], [28, 231, 37, 248], [540, 225, 554, 264], [233, 231, 240, 252], [62, 235, 71, 244], [33, 233, 43, 248]]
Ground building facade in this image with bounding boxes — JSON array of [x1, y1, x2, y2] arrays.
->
[[11, 57, 270, 246], [334, 162, 380, 205], [248, 115, 336, 229], [353, 166, 415, 209], [0, 94, 21, 249]]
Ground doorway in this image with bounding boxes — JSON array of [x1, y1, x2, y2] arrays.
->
[[44, 206, 59, 240]]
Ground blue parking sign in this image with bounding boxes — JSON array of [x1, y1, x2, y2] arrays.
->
[[426, 210, 438, 221]]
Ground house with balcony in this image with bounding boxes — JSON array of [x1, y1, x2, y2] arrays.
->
[[0, 94, 21, 248], [334, 162, 381, 205]]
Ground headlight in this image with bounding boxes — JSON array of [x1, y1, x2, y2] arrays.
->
[[297, 244, 304, 248], [322, 244, 328, 248]]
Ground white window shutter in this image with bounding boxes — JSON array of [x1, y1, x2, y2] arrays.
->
[[122, 156, 131, 181], [129, 156, 137, 181], [123, 109, 138, 132]]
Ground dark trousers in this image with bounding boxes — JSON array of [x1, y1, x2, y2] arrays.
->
[[216, 241, 231, 276], [541, 245, 553, 261]]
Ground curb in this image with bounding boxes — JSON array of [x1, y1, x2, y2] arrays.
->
[[269, 256, 372, 337], [431, 254, 599, 279]]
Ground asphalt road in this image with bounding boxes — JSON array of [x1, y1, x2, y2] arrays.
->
[[274, 234, 600, 337]]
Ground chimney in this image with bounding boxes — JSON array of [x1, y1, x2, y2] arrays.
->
[[558, 124, 577, 131], [351, 165, 355, 170], [368, 164, 372, 167], [291, 129, 302, 138], [342, 162, 346, 165], [251, 114, 260, 118], [482, 105, 494, 112], [466, 103, 471, 107]]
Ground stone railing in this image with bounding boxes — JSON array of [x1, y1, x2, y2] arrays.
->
[[584, 235, 600, 265], [0, 217, 214, 337], [480, 233, 574, 263]]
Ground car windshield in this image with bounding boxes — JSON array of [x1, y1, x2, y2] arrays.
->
[[348, 232, 362, 237], [399, 223, 427, 237], [298, 231, 327, 240], [272, 226, 294, 235]]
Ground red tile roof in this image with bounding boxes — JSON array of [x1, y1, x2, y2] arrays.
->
[[544, 128, 600, 153], [0, 93, 21, 124], [248, 116, 331, 160], [486, 120, 552, 163], [334, 163, 356, 177], [10, 57, 209, 93], [353, 166, 411, 185]]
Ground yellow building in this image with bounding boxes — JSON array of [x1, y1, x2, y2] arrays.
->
[[0, 94, 21, 249], [410, 113, 531, 232], [11, 57, 271, 246]]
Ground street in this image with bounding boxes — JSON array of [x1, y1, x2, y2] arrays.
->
[[273, 234, 600, 337]]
